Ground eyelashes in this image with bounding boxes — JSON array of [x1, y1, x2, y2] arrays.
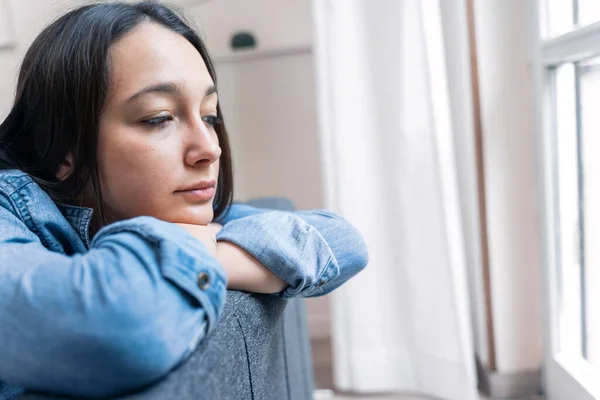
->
[[201, 115, 223, 127], [141, 114, 223, 129], [142, 115, 174, 127]]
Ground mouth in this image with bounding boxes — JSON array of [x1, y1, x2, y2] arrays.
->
[[175, 180, 217, 202]]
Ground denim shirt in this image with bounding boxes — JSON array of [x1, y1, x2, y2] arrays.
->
[[0, 169, 368, 399]]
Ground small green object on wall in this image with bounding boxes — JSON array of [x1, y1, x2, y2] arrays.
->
[[231, 32, 257, 50]]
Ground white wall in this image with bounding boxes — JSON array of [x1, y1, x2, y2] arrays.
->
[[473, 0, 543, 372], [214, 53, 325, 210], [187, 0, 312, 59], [0, 0, 92, 118], [0, 0, 15, 49]]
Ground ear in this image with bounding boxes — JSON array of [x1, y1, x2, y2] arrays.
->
[[56, 152, 75, 181]]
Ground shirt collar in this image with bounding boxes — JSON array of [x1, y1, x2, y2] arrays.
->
[[57, 204, 94, 248]]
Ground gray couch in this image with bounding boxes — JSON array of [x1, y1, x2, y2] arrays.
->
[[20, 198, 316, 400]]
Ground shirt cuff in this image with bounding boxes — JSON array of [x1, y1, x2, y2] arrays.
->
[[216, 211, 340, 298], [92, 216, 227, 331]]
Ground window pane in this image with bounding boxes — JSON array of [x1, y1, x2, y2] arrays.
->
[[577, 0, 600, 27], [555, 63, 584, 358], [543, 0, 575, 37], [579, 56, 600, 367], [556, 55, 600, 368], [543, 0, 600, 38]]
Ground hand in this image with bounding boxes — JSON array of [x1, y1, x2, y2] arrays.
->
[[176, 223, 222, 256]]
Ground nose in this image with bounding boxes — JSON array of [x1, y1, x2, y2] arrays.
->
[[184, 117, 222, 167]]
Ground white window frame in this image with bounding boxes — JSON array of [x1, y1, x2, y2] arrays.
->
[[537, 2, 600, 399]]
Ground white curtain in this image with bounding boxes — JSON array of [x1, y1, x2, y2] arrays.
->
[[312, 0, 479, 399]]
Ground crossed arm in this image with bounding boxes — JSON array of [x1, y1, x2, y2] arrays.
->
[[0, 201, 368, 398]]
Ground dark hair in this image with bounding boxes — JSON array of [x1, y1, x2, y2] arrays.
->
[[0, 1, 233, 224]]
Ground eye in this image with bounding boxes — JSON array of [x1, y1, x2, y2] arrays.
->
[[141, 115, 174, 128], [202, 115, 223, 127]]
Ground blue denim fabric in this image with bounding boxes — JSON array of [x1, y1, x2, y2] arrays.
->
[[0, 169, 368, 399], [217, 206, 369, 298]]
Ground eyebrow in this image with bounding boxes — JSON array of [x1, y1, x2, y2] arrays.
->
[[126, 82, 218, 103]]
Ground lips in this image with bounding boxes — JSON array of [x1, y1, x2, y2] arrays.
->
[[176, 180, 217, 192], [175, 180, 217, 202]]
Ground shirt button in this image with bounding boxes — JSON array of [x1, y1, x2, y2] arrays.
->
[[197, 272, 211, 290]]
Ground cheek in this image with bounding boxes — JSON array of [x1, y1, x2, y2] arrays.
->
[[97, 127, 180, 218]]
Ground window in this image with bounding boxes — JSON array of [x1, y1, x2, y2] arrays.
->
[[544, 0, 600, 37], [540, 1, 600, 399]]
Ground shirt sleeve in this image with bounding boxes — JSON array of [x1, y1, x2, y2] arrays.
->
[[216, 204, 368, 297], [0, 197, 226, 398]]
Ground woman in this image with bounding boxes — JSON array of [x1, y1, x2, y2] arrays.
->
[[0, 1, 367, 399]]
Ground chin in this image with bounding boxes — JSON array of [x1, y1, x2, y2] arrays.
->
[[174, 208, 214, 226]]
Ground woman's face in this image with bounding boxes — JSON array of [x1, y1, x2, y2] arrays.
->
[[97, 23, 221, 225]]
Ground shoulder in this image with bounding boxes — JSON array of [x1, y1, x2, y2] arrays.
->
[[0, 169, 86, 252], [0, 169, 34, 196], [0, 168, 53, 225]]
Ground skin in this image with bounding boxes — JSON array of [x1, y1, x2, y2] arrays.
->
[[99, 22, 221, 226], [59, 23, 285, 293]]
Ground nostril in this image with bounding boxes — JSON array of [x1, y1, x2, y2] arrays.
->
[[195, 158, 212, 165]]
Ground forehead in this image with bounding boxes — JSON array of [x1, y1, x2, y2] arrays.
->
[[107, 22, 213, 99]]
